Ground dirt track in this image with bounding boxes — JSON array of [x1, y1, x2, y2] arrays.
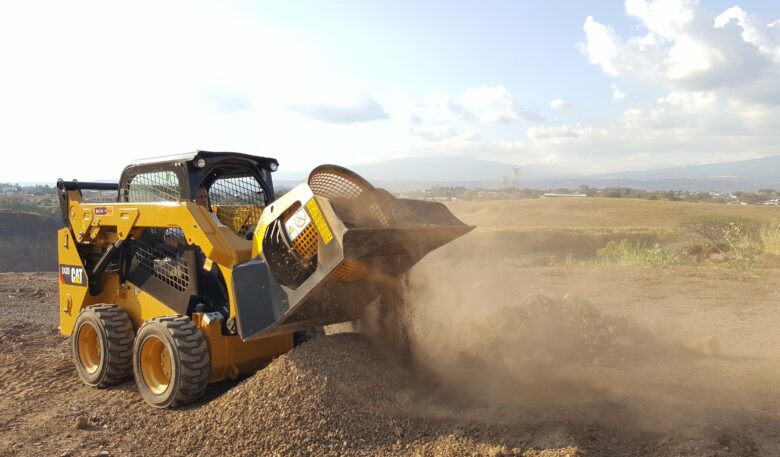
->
[[2, 263, 780, 456]]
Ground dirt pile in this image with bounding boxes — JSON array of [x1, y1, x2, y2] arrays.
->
[[126, 333, 582, 456]]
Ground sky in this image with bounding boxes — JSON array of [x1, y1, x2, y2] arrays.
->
[[1, 0, 780, 182]]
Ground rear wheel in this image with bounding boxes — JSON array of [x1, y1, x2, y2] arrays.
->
[[133, 316, 210, 408], [72, 304, 134, 387]]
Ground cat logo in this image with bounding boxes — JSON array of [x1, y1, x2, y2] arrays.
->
[[59, 265, 86, 287]]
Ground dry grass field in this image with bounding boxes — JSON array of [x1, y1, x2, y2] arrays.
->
[[447, 197, 780, 230], [2, 197, 780, 456]]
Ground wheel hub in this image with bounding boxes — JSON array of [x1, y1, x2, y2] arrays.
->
[[140, 336, 172, 394], [77, 322, 101, 374]]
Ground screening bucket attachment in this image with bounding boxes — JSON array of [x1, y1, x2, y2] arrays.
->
[[234, 165, 474, 340]]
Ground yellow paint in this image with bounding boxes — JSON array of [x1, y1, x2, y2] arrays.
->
[[58, 228, 121, 336], [139, 335, 172, 394], [307, 198, 333, 244], [117, 282, 179, 329], [192, 312, 294, 382], [76, 321, 100, 374], [252, 217, 270, 257]]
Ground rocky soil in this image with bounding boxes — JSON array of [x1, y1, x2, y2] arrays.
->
[[1, 269, 779, 456]]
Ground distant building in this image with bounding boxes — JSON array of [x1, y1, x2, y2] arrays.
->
[[423, 196, 458, 201], [542, 193, 587, 198], [0, 185, 21, 195]]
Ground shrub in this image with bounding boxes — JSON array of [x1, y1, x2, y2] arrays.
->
[[760, 223, 780, 256], [678, 216, 780, 269], [596, 239, 679, 266], [679, 216, 762, 251]]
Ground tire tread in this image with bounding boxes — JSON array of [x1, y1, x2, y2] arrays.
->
[[138, 315, 210, 408]]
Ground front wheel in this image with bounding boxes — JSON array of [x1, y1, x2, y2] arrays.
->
[[133, 316, 210, 408]]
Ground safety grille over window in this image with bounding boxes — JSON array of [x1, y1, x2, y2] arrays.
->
[[124, 171, 180, 202], [209, 174, 267, 237], [131, 228, 190, 292]]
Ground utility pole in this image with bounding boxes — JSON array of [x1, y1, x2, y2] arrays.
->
[[512, 167, 521, 189]]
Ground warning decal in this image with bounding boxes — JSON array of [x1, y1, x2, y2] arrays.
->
[[284, 207, 311, 241], [59, 264, 87, 287], [306, 198, 333, 244]]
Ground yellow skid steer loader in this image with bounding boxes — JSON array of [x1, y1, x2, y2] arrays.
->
[[56, 151, 472, 407]]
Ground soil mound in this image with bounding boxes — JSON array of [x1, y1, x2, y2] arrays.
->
[[155, 333, 561, 457]]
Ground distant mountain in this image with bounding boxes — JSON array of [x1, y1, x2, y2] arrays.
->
[[276, 155, 780, 192], [533, 155, 780, 192], [274, 157, 551, 191], [591, 155, 780, 181]]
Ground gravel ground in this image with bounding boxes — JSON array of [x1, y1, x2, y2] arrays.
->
[[0, 270, 777, 456]]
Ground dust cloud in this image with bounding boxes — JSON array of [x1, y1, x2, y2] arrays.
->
[[362, 244, 780, 437]]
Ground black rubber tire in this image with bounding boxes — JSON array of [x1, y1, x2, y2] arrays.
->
[[132, 316, 210, 408], [72, 304, 134, 388]]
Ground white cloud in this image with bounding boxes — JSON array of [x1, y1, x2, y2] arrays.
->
[[578, 1, 780, 95], [622, 91, 718, 131], [611, 83, 626, 101], [513, 87, 780, 174], [625, 0, 695, 40], [578, 17, 626, 77], [714, 6, 780, 59], [289, 93, 389, 124], [461, 85, 543, 123], [408, 85, 542, 125], [549, 98, 573, 110]]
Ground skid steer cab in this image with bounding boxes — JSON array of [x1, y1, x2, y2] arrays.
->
[[57, 150, 473, 407]]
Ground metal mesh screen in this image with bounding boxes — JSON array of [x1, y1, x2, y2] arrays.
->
[[309, 167, 370, 199], [209, 174, 267, 237], [132, 227, 190, 292], [124, 171, 180, 202], [309, 166, 390, 228]]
